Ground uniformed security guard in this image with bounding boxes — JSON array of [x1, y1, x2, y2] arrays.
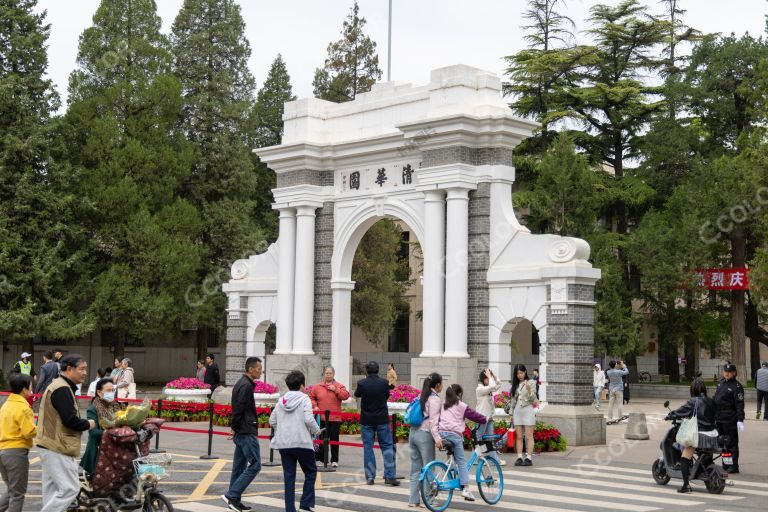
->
[[713, 361, 745, 473], [12, 352, 36, 379]]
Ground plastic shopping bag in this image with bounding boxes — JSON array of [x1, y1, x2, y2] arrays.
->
[[675, 398, 699, 448]]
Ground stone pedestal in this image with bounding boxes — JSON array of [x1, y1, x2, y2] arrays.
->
[[265, 354, 324, 394], [536, 405, 606, 446], [410, 357, 479, 407], [624, 412, 650, 440]]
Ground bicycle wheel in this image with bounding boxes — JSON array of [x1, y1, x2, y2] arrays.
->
[[420, 461, 455, 512], [476, 457, 504, 504], [144, 491, 174, 511]]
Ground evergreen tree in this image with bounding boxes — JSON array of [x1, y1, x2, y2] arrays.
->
[[351, 219, 411, 347], [59, 0, 200, 355], [0, 0, 87, 343], [171, 0, 266, 357], [252, 54, 296, 241], [313, 1, 382, 103]]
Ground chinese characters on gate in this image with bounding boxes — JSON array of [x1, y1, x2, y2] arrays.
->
[[341, 161, 420, 193], [694, 268, 750, 290]]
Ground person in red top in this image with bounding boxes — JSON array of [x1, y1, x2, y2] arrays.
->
[[309, 366, 350, 467]]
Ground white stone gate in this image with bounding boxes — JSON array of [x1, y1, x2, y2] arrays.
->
[[223, 65, 604, 444]]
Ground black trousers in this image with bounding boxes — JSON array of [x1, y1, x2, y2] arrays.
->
[[716, 421, 739, 469], [316, 420, 341, 464]]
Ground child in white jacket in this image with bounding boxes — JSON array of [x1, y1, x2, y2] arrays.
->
[[269, 371, 320, 512]]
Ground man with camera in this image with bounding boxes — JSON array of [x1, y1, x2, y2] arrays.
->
[[606, 360, 629, 422]]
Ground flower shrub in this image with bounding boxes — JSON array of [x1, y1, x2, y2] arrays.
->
[[388, 384, 420, 403], [164, 377, 210, 390], [492, 391, 510, 409], [253, 380, 279, 394], [532, 421, 567, 452]]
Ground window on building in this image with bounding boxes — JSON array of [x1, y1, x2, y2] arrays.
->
[[388, 312, 410, 353]]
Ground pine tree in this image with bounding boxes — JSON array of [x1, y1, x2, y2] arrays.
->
[[0, 0, 87, 344], [254, 54, 295, 149], [313, 1, 382, 103], [59, 0, 200, 355], [171, 0, 266, 357]]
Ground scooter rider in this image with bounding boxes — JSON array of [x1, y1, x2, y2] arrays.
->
[[665, 379, 719, 493], [712, 362, 745, 473]]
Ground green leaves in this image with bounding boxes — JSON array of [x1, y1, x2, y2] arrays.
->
[[312, 2, 382, 103]]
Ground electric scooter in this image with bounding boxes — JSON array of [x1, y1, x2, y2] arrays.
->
[[650, 400, 730, 494]]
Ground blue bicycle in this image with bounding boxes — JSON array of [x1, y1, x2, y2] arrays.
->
[[419, 428, 504, 511]]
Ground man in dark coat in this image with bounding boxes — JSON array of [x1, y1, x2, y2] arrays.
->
[[354, 361, 398, 486], [35, 351, 60, 394], [713, 362, 745, 473], [204, 353, 220, 392]]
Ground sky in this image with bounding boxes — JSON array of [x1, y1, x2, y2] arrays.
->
[[35, 0, 768, 110]]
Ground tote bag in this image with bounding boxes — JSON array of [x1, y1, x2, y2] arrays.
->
[[675, 398, 699, 448]]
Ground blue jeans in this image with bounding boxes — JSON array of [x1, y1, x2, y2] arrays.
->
[[361, 423, 396, 481], [409, 429, 435, 504], [279, 448, 317, 512], [225, 434, 262, 502], [594, 387, 602, 406], [475, 420, 499, 461], [439, 432, 468, 487]]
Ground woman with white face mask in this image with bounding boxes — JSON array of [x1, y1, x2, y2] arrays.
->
[[80, 379, 121, 478]]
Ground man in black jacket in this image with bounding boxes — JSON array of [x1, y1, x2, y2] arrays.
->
[[713, 362, 745, 473], [204, 353, 220, 392], [35, 351, 60, 394], [221, 356, 262, 511], [354, 361, 398, 486]]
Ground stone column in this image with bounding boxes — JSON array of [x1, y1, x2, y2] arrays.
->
[[421, 190, 446, 357], [225, 295, 248, 386], [330, 280, 355, 388], [293, 205, 317, 355], [275, 208, 296, 354], [444, 188, 470, 358]]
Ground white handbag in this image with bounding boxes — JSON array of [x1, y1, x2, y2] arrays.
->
[[676, 398, 699, 448]]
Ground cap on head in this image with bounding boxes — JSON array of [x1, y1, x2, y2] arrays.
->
[[723, 362, 737, 372], [21, 352, 31, 358]]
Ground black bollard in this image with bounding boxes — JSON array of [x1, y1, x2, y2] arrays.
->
[[317, 410, 336, 473], [199, 400, 219, 460], [262, 406, 281, 467], [149, 399, 166, 454]]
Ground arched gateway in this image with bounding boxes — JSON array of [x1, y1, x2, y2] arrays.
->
[[223, 65, 604, 445]]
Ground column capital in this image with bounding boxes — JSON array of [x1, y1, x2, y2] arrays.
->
[[295, 205, 318, 217], [278, 207, 297, 218], [445, 188, 471, 201], [331, 280, 356, 291], [423, 189, 446, 203]]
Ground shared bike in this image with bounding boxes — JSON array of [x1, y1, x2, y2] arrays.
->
[[419, 428, 505, 511]]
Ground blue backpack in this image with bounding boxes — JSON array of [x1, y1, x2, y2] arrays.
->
[[404, 397, 425, 427]]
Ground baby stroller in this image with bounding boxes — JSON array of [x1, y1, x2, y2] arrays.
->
[[74, 418, 174, 511]]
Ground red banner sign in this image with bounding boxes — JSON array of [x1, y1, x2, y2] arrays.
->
[[695, 268, 749, 290]]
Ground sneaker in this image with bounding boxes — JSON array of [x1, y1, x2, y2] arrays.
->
[[523, 455, 533, 466], [299, 508, 316, 512], [461, 489, 476, 501], [514, 458, 524, 467], [332, 462, 339, 468], [677, 485, 693, 494], [498, 459, 506, 466], [408, 503, 422, 508], [757, 411, 762, 420], [240, 504, 252, 511], [366, 479, 375, 485], [221, 496, 246, 512], [385, 478, 401, 486]]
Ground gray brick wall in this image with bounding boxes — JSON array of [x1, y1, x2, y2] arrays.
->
[[468, 183, 491, 367], [224, 296, 249, 385], [276, 169, 334, 188], [422, 147, 513, 167], [313, 201, 334, 366], [545, 284, 596, 406]]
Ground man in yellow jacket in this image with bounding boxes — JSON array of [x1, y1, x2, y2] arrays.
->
[[0, 372, 37, 512]]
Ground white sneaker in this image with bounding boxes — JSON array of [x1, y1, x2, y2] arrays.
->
[[498, 458, 506, 466], [331, 462, 338, 468], [461, 489, 476, 501], [408, 503, 422, 507]]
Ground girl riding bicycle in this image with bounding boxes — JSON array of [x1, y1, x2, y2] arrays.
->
[[437, 384, 487, 502]]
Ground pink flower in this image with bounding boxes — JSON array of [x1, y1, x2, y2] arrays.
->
[[165, 377, 211, 390], [253, 381, 278, 394], [389, 384, 420, 403]]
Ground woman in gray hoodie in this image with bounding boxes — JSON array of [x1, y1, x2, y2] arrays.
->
[[269, 370, 320, 512]]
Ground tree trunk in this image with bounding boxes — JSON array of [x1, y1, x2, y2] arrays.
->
[[114, 331, 125, 361], [731, 227, 747, 380], [196, 327, 208, 363]]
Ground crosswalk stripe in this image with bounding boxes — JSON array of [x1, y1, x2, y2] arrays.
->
[[571, 463, 768, 489], [506, 471, 740, 502], [367, 480, 660, 512], [500, 472, 706, 506], [541, 466, 768, 497]]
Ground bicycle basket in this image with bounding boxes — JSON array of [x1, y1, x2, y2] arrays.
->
[[133, 453, 172, 480]]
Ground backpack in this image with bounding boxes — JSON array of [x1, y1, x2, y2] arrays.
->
[[404, 397, 425, 427]]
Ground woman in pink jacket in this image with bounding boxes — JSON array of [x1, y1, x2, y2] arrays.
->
[[437, 384, 487, 502], [408, 372, 443, 507], [309, 366, 350, 467]]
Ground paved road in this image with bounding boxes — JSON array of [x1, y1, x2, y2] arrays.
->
[[11, 437, 768, 511]]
